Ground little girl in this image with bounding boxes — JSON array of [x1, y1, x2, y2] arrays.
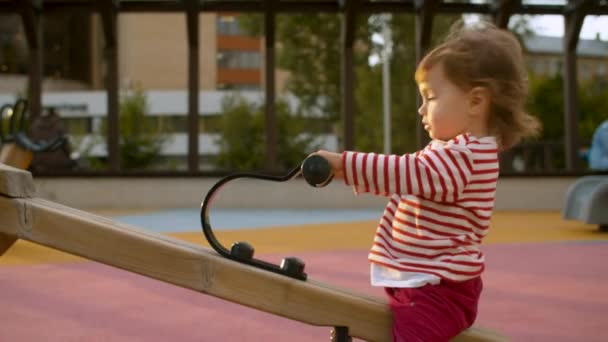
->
[[314, 21, 540, 341]]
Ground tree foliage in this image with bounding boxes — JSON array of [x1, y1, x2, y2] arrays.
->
[[214, 94, 319, 171], [118, 88, 168, 169], [238, 13, 461, 155], [527, 74, 608, 145], [355, 15, 460, 153], [241, 13, 358, 124]]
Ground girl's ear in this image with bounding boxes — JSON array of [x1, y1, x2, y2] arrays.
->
[[468, 86, 491, 117]]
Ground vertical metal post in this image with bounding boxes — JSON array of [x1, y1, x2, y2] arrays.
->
[[562, 0, 593, 171], [106, 47, 119, 171], [414, 0, 439, 149], [16, 0, 42, 122], [96, 0, 120, 171], [264, 0, 276, 170], [186, 0, 200, 172], [381, 14, 392, 155], [341, 0, 357, 151], [492, 0, 520, 29], [563, 34, 579, 171]]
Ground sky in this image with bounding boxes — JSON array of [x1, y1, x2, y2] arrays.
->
[[472, 0, 608, 40], [527, 15, 608, 40], [369, 14, 607, 65]]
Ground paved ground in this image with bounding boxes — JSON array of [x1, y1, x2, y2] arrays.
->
[[1, 210, 607, 341]]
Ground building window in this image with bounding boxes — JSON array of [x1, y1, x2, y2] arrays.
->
[[217, 50, 261, 69], [581, 62, 590, 80], [548, 58, 560, 76], [534, 59, 544, 75], [217, 83, 260, 91], [217, 15, 242, 36], [597, 63, 607, 76]]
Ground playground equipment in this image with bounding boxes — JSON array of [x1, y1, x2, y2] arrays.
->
[[563, 176, 608, 231], [201, 154, 334, 282], [0, 99, 68, 169], [0, 151, 506, 341]]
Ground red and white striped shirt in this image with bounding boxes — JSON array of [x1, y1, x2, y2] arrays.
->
[[342, 134, 499, 285]]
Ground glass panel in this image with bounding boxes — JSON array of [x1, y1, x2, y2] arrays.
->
[[581, 16, 608, 41], [526, 15, 564, 37], [443, 0, 493, 3], [522, 0, 567, 5], [91, 13, 188, 172], [217, 15, 243, 35], [0, 15, 28, 76], [118, 0, 181, 3], [43, 12, 91, 84], [217, 50, 261, 69]]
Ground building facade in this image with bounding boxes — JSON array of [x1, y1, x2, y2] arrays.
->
[[523, 34, 608, 82], [0, 12, 292, 93]]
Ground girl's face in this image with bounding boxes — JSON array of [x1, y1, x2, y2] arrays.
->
[[417, 64, 473, 141]]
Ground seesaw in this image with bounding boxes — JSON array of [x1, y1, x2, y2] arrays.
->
[[0, 157, 507, 340]]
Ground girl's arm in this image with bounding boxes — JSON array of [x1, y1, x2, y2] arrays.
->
[[338, 145, 475, 203]]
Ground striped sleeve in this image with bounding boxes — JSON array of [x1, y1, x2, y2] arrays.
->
[[342, 145, 474, 202]]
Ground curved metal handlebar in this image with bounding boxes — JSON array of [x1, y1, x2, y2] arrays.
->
[[1, 99, 29, 144], [1, 99, 68, 153], [200, 155, 333, 281]]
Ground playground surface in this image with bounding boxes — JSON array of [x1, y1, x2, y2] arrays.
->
[[1, 209, 607, 341]]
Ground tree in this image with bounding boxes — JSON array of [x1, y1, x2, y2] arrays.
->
[[355, 15, 461, 153], [118, 88, 168, 170], [214, 94, 319, 171], [94, 87, 168, 170], [527, 74, 608, 144], [239, 13, 462, 155], [525, 73, 608, 169]]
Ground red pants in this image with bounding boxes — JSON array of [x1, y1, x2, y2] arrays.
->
[[385, 277, 483, 342]]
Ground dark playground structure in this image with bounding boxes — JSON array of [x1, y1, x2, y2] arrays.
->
[[0, 0, 606, 172]]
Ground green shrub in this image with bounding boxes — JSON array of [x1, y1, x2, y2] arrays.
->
[[215, 94, 319, 171]]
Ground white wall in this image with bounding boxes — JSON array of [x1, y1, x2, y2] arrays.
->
[[0, 90, 323, 117]]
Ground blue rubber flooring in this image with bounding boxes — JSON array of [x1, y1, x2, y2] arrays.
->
[[112, 209, 381, 233]]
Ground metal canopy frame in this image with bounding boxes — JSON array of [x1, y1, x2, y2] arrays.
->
[[1, 0, 606, 172]]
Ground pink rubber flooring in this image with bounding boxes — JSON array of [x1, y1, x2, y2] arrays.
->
[[1, 242, 607, 341]]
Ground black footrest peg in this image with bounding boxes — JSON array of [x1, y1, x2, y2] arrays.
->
[[280, 257, 306, 279], [230, 241, 254, 261]]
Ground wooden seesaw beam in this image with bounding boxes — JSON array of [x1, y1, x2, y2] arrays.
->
[[0, 144, 34, 255], [0, 143, 33, 171], [0, 163, 507, 342]]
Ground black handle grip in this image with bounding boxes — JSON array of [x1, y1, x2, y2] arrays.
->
[[302, 155, 334, 188], [200, 155, 339, 281], [201, 163, 308, 281]]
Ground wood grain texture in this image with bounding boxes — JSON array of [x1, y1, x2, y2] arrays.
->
[[0, 195, 506, 342], [0, 144, 33, 171], [0, 162, 35, 198], [0, 232, 17, 256]]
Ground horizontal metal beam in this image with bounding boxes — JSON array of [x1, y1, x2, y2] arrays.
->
[[0, 1, 606, 15]]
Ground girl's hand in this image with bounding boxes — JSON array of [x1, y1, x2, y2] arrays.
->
[[310, 150, 344, 179]]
